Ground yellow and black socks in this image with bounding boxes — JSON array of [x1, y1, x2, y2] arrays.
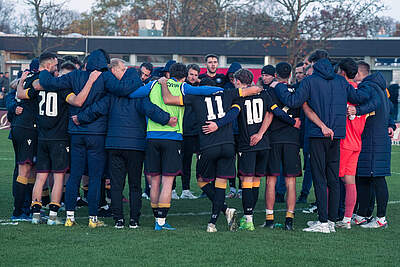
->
[[31, 201, 42, 214], [242, 182, 253, 221], [13, 176, 28, 216], [157, 203, 171, 226], [42, 188, 50, 206], [266, 209, 274, 222], [151, 203, 159, 219], [252, 180, 260, 210], [286, 211, 294, 223], [210, 181, 226, 225], [198, 181, 228, 214], [49, 202, 61, 219]]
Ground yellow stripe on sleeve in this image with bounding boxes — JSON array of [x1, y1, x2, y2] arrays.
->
[[25, 89, 30, 99], [231, 104, 241, 111], [238, 88, 243, 97], [179, 95, 184, 106], [270, 104, 278, 110], [65, 93, 74, 102]]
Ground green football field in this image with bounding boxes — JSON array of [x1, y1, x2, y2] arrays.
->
[[0, 130, 399, 266]]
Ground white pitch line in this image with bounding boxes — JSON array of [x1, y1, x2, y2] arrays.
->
[[1, 201, 400, 223]]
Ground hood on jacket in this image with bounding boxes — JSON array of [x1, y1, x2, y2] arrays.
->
[[362, 72, 387, 91], [313, 58, 335, 80], [227, 62, 242, 74], [86, 49, 109, 72]]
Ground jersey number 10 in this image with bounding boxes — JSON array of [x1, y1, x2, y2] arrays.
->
[[205, 96, 226, 120], [244, 98, 263, 125], [38, 91, 58, 117]]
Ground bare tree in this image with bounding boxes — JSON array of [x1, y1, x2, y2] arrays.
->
[[0, 0, 15, 33], [19, 0, 80, 56]]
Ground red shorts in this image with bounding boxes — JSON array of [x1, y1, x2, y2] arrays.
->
[[339, 148, 360, 177]]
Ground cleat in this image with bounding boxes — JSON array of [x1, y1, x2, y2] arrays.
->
[[239, 216, 246, 228], [171, 190, 180, 200], [207, 223, 217, 232], [226, 187, 236, 199], [129, 219, 140, 229], [303, 221, 330, 233], [360, 217, 388, 229], [114, 219, 124, 229], [306, 220, 319, 227], [261, 220, 275, 229], [236, 189, 242, 199], [64, 218, 77, 227], [11, 213, 32, 222], [353, 215, 368, 225], [31, 213, 41, 224], [284, 218, 294, 231], [47, 217, 64, 225], [88, 218, 106, 228], [180, 190, 198, 199], [98, 206, 113, 217], [198, 192, 207, 199], [336, 220, 351, 229], [302, 203, 318, 214], [76, 197, 88, 207], [225, 208, 237, 232], [141, 193, 149, 200], [328, 221, 336, 233], [239, 221, 255, 231], [154, 221, 176, 231]]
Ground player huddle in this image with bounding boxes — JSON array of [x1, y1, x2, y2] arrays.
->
[[5, 49, 395, 233]]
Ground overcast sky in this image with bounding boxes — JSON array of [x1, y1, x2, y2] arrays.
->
[[65, 0, 400, 20]]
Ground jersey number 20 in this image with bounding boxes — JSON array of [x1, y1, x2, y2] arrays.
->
[[244, 98, 263, 125], [205, 96, 226, 120], [38, 91, 58, 117]]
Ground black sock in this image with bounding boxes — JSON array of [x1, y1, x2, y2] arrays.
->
[[157, 207, 170, 219], [49, 203, 60, 213], [31, 203, 42, 214], [242, 188, 253, 215], [13, 177, 27, 216], [252, 187, 260, 210], [209, 188, 225, 224], [201, 183, 228, 213]]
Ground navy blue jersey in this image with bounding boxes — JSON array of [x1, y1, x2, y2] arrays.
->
[[237, 91, 273, 152], [13, 72, 38, 130], [183, 88, 241, 151]]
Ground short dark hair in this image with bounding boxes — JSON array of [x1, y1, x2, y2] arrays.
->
[[140, 62, 153, 73], [187, 64, 200, 74], [308, 50, 329, 63], [63, 55, 82, 67], [205, 54, 218, 62], [296, 62, 304, 68], [39, 52, 57, 65], [61, 62, 77, 72], [357, 61, 370, 74], [233, 69, 253, 85], [276, 62, 292, 79], [57, 58, 65, 71], [338, 58, 358, 79], [169, 63, 188, 80]]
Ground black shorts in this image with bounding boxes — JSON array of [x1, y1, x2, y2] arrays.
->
[[267, 143, 302, 177], [11, 127, 37, 165], [196, 144, 236, 181], [238, 149, 269, 178], [145, 139, 182, 176], [36, 140, 70, 173]]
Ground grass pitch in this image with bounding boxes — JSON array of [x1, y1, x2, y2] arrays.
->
[[0, 130, 399, 266]]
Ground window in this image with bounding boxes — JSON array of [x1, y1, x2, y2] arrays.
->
[[137, 55, 172, 64], [227, 57, 264, 65], [182, 55, 203, 64]]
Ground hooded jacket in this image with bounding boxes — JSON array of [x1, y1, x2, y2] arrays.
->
[[273, 58, 371, 139], [39, 49, 142, 135], [357, 72, 396, 177]]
